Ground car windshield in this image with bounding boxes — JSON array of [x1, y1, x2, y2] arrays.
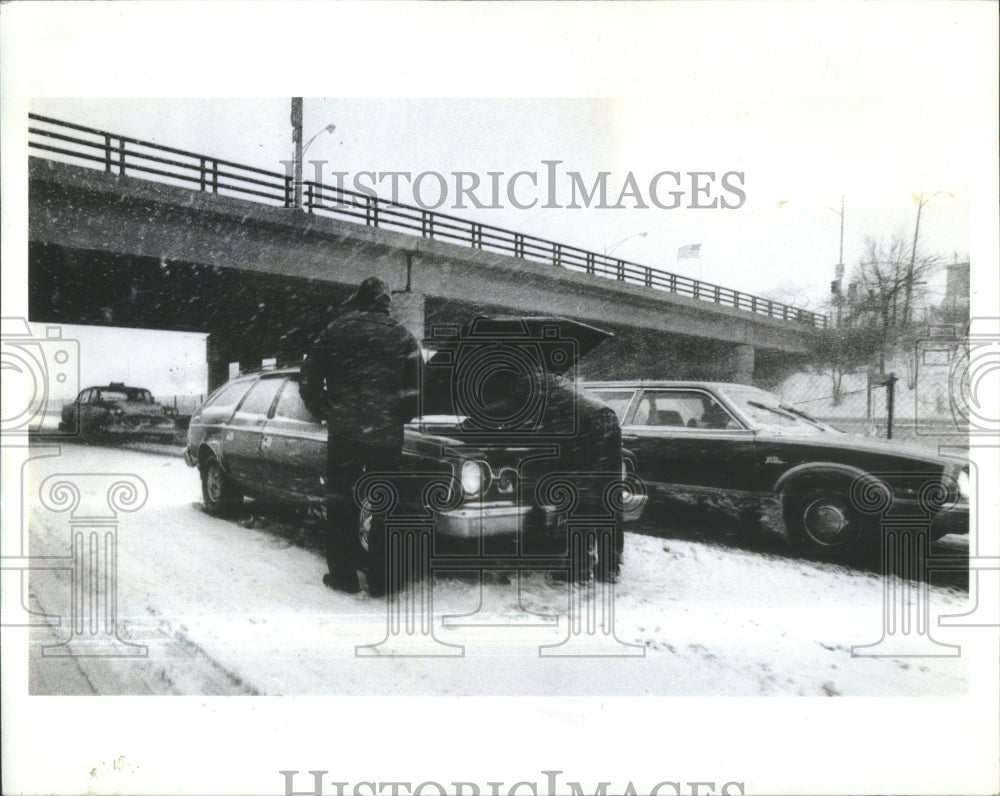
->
[[721, 388, 833, 434], [98, 389, 155, 403], [126, 389, 155, 403]]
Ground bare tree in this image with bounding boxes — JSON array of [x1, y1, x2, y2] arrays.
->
[[844, 232, 941, 338], [805, 326, 883, 405], [842, 232, 944, 390]]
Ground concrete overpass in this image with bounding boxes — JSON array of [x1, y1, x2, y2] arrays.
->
[[28, 116, 822, 390]]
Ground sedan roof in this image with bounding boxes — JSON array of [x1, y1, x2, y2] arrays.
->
[[581, 380, 765, 391]]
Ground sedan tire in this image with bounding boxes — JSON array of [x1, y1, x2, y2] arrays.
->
[[784, 488, 863, 553]]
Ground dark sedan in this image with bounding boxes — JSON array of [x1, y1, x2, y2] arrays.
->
[[584, 381, 969, 552], [185, 318, 629, 590], [59, 382, 176, 442]]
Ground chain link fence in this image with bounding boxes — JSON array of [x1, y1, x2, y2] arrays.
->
[[777, 368, 968, 453]]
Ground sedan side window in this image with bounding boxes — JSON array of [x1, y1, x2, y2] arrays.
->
[[636, 390, 740, 430], [589, 389, 636, 423]]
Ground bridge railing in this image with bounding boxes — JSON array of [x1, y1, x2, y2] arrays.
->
[[29, 113, 828, 329]]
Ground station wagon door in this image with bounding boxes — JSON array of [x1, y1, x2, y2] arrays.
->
[[621, 388, 757, 501], [258, 377, 327, 501], [225, 375, 286, 486]]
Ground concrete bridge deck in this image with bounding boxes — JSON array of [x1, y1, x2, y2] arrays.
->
[[28, 117, 821, 388]]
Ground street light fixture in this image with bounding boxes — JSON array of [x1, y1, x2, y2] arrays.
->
[[604, 231, 648, 257], [303, 124, 337, 157]]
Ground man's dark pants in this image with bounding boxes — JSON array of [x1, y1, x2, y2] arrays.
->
[[325, 435, 402, 584]]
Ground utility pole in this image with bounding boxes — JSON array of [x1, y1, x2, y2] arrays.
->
[[291, 97, 303, 209], [834, 194, 845, 327], [903, 194, 924, 326]]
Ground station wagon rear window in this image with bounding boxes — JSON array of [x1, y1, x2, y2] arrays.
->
[[200, 379, 255, 421], [236, 377, 285, 417], [273, 380, 320, 423]]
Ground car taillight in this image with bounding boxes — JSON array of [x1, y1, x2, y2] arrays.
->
[[460, 460, 489, 497]]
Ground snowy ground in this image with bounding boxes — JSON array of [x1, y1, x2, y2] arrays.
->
[[22, 441, 972, 697]]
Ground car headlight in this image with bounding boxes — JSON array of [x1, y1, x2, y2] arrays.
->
[[957, 468, 970, 501], [496, 467, 518, 495], [460, 460, 489, 497]]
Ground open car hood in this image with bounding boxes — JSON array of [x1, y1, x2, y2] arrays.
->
[[423, 316, 613, 375], [419, 316, 613, 421]]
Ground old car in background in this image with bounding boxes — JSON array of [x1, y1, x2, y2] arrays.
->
[[185, 318, 630, 591], [583, 381, 968, 553], [59, 382, 177, 442]]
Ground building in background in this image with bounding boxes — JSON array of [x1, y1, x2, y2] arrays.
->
[[943, 261, 970, 323]]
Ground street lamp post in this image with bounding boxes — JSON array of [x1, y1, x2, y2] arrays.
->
[[777, 195, 845, 326], [903, 191, 951, 325], [291, 98, 302, 208], [290, 97, 336, 209]]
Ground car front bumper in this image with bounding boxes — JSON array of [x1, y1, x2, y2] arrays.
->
[[104, 422, 176, 437], [886, 498, 970, 539], [435, 501, 562, 539], [931, 504, 970, 538]]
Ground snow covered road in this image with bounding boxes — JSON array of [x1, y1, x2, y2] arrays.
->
[[25, 442, 972, 696]]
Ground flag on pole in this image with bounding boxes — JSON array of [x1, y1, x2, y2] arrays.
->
[[677, 243, 701, 259]]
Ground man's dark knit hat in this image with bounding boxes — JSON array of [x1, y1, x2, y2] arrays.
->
[[346, 276, 390, 307]]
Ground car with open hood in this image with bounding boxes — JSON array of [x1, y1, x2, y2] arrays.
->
[[59, 382, 177, 442], [185, 317, 633, 588], [583, 380, 969, 553]]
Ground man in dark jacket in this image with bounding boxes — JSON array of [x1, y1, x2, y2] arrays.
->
[[300, 276, 420, 594]]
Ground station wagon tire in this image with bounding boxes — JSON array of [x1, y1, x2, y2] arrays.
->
[[201, 456, 244, 516], [360, 506, 389, 597], [784, 488, 862, 553]]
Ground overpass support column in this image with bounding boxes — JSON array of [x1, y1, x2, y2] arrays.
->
[[206, 333, 231, 392], [729, 344, 755, 385], [393, 292, 426, 344]]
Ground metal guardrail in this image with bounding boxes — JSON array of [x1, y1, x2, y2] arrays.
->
[[28, 113, 829, 329]]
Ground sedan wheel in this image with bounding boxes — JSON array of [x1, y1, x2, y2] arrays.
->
[[786, 489, 862, 552]]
